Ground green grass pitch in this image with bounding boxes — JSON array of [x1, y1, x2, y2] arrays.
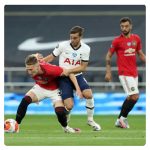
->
[[4, 115, 146, 146]]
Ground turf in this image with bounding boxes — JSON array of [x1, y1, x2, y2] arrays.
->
[[4, 115, 146, 146]]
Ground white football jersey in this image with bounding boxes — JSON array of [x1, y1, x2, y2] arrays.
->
[[52, 41, 90, 70]]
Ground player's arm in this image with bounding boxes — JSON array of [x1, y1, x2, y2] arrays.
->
[[34, 53, 56, 63], [66, 61, 88, 75], [105, 51, 113, 82], [42, 53, 56, 63], [137, 50, 146, 63], [69, 74, 83, 99], [42, 43, 62, 63]]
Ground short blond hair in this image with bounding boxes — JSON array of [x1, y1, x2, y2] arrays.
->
[[25, 54, 38, 65]]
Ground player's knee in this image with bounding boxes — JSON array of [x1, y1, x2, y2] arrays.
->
[[21, 96, 32, 104], [130, 94, 139, 101], [83, 93, 93, 99], [82, 89, 93, 99], [64, 98, 74, 111], [65, 104, 73, 111], [55, 106, 65, 113], [25, 95, 32, 102]]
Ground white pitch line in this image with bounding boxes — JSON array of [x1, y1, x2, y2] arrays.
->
[[5, 136, 145, 140]]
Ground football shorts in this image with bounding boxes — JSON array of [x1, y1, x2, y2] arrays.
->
[[58, 74, 90, 100], [119, 75, 139, 96], [29, 84, 62, 103]]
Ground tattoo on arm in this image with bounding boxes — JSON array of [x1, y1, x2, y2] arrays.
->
[[106, 60, 111, 66]]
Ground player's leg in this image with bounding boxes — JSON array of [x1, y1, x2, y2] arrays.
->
[[58, 77, 74, 122], [16, 84, 44, 125], [116, 76, 139, 128], [76, 74, 101, 131], [15, 92, 37, 125], [50, 89, 80, 133]]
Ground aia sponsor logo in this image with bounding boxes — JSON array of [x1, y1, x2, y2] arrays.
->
[[64, 58, 81, 65]]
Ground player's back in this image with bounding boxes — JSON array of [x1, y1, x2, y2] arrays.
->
[[33, 61, 63, 90]]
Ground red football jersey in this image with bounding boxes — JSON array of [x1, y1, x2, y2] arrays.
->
[[109, 34, 142, 77], [32, 62, 63, 90]]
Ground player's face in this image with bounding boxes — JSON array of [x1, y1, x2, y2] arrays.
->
[[120, 21, 132, 36], [70, 33, 81, 47], [26, 63, 39, 77]]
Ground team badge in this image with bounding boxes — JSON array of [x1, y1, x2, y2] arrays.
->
[[127, 42, 131, 46], [132, 41, 137, 46], [131, 87, 135, 91], [72, 53, 77, 57]]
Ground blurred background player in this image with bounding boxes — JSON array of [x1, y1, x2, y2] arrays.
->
[[15, 54, 80, 133], [105, 17, 146, 128], [37, 26, 101, 131]]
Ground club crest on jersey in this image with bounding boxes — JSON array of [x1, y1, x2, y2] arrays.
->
[[72, 53, 77, 57], [132, 41, 137, 46], [131, 87, 135, 91], [127, 42, 131, 46]]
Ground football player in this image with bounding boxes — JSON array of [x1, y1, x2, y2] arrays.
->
[[37, 26, 101, 131], [105, 17, 145, 128], [15, 54, 80, 133]]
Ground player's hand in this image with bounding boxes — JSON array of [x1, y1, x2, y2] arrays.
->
[[76, 89, 83, 99], [34, 53, 43, 61], [61, 68, 70, 76], [62, 68, 70, 76], [105, 72, 112, 82]]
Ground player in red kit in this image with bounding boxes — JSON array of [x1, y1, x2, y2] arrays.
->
[[105, 17, 145, 128], [15, 54, 80, 133]]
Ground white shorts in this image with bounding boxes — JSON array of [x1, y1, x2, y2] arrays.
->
[[29, 84, 62, 104], [119, 75, 139, 96]]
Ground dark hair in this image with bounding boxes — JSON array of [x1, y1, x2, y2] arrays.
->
[[70, 26, 84, 36], [25, 54, 38, 65], [120, 17, 132, 24]]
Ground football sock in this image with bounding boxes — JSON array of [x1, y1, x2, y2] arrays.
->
[[118, 98, 137, 118], [64, 106, 71, 122], [55, 107, 67, 127], [86, 98, 94, 121], [16, 96, 32, 124]]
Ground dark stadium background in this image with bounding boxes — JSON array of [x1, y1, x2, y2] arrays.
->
[[4, 5, 146, 146], [4, 5, 146, 115]]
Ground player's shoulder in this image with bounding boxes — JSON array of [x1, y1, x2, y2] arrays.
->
[[131, 33, 141, 39], [40, 61, 54, 68], [59, 40, 70, 47], [113, 35, 121, 40], [111, 35, 121, 44], [81, 41, 90, 50]]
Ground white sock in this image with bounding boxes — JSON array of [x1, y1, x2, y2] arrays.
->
[[86, 98, 94, 121]]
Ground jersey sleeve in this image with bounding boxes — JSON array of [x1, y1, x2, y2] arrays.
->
[[109, 39, 117, 54], [52, 43, 62, 57], [136, 35, 142, 51], [81, 46, 90, 62]]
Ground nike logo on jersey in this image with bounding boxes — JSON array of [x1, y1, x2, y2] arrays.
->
[[18, 36, 115, 51]]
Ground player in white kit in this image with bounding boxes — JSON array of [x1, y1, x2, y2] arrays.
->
[[41, 26, 101, 131]]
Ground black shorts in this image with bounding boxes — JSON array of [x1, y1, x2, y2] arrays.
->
[[58, 74, 90, 101]]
